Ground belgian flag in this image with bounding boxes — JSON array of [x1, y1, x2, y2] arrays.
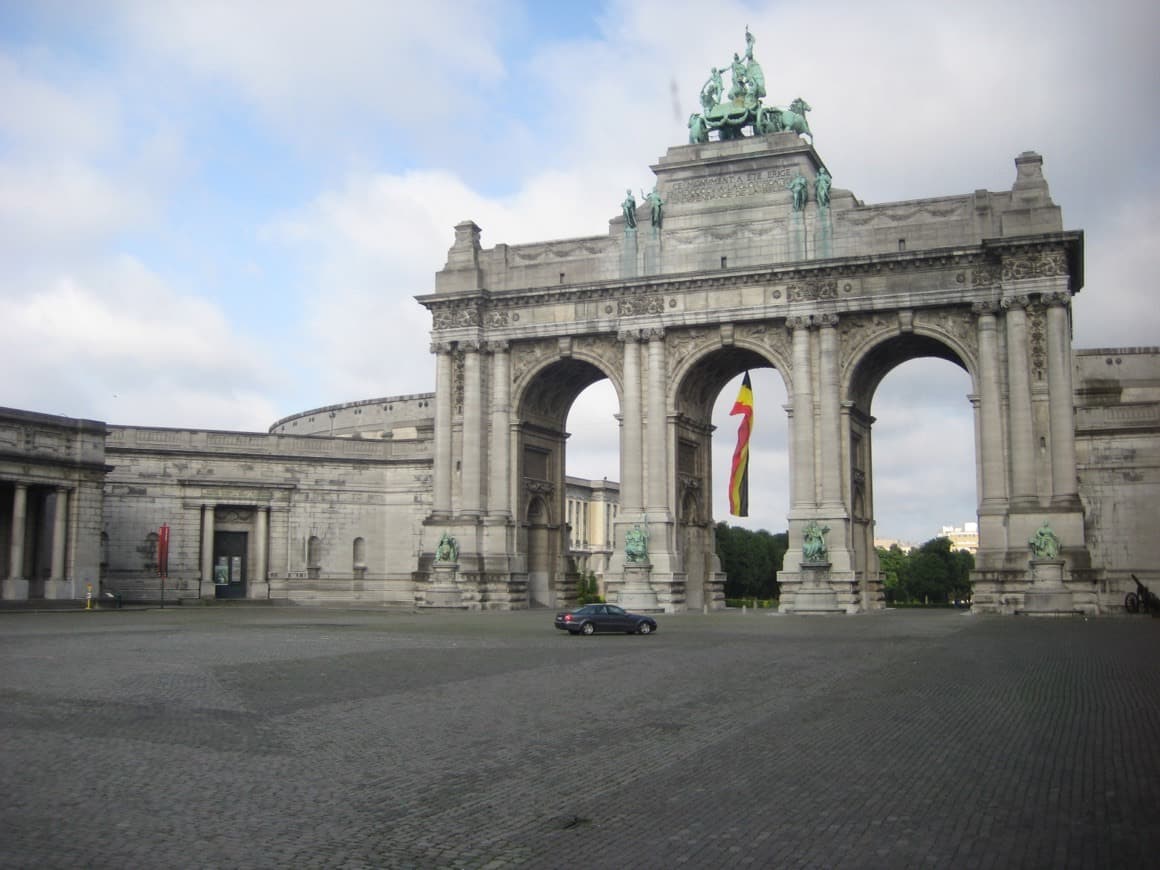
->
[[728, 372, 754, 517]]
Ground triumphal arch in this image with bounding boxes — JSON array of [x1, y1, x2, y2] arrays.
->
[[415, 30, 1091, 615]]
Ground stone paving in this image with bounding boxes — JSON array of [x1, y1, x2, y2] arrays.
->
[[1, 606, 1158, 869]]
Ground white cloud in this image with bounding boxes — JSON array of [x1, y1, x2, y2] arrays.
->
[[118, 0, 511, 142], [0, 256, 282, 430], [0, 51, 121, 156]]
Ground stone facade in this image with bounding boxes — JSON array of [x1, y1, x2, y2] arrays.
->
[[1073, 347, 1160, 601], [102, 426, 431, 606], [418, 134, 1096, 615], [0, 408, 107, 602], [5, 133, 1158, 616]]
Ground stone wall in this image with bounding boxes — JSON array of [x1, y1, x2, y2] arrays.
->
[[1074, 347, 1160, 605], [0, 407, 107, 601], [103, 426, 432, 606]]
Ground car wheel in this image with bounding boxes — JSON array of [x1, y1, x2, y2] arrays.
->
[[1125, 592, 1140, 613], [580, 621, 595, 636], [637, 621, 653, 635]]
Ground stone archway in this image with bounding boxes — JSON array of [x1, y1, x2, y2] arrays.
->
[[416, 133, 1091, 614]]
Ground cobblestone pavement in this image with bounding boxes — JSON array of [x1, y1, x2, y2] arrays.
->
[[1, 606, 1158, 869]]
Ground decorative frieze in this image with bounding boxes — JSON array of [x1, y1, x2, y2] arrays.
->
[[432, 305, 481, 331], [1001, 249, 1068, 282], [618, 294, 665, 316], [786, 279, 838, 302]]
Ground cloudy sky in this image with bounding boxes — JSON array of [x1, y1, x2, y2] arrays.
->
[[1, 0, 1156, 545]]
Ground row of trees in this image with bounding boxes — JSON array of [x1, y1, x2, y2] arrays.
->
[[714, 523, 974, 605], [878, 537, 973, 605], [715, 522, 786, 601]]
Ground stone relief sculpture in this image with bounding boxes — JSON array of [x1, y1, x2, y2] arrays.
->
[[802, 520, 830, 562], [1029, 522, 1061, 559], [435, 532, 459, 563], [625, 524, 649, 563]]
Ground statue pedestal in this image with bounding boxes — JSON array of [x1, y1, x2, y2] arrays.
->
[[617, 563, 660, 612], [421, 561, 467, 610], [1018, 559, 1077, 616], [779, 562, 843, 614], [795, 562, 842, 613]]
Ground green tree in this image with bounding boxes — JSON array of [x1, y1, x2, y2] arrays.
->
[[877, 544, 908, 604], [715, 522, 787, 601], [886, 536, 975, 605]]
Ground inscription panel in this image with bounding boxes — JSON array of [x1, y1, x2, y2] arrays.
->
[[666, 168, 794, 204]]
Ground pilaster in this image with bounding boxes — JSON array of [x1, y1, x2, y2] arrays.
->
[[1002, 296, 1038, 508]]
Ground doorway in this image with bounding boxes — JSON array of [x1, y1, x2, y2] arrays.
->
[[213, 531, 248, 599]]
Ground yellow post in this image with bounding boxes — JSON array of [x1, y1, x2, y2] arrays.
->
[[85, 583, 92, 610]]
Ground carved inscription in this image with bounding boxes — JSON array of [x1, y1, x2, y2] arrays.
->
[[666, 167, 794, 204]]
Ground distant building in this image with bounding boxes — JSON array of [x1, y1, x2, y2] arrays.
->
[[939, 522, 979, 555], [874, 538, 914, 553], [565, 476, 620, 580]]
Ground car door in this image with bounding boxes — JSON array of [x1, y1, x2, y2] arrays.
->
[[604, 604, 632, 632]]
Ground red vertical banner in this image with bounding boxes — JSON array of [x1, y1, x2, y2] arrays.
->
[[158, 524, 170, 577]]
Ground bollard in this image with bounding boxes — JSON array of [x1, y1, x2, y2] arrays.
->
[[85, 583, 93, 611]]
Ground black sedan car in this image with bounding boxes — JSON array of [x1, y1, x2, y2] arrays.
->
[[554, 604, 658, 636]]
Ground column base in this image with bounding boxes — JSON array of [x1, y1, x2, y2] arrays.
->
[[1, 578, 29, 601], [43, 579, 74, 600]]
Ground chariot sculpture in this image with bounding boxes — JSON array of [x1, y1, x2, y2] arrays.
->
[[688, 27, 812, 145]]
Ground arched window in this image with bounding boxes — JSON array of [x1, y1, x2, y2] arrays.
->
[[307, 536, 321, 579], [353, 537, 366, 579]]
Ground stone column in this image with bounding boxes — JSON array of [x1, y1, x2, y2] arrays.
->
[[645, 328, 669, 518], [254, 506, 270, 598], [50, 487, 68, 581], [200, 504, 215, 599], [818, 315, 842, 509], [487, 341, 512, 519], [1045, 293, 1079, 506], [974, 303, 1008, 511], [790, 318, 816, 510], [461, 340, 483, 517], [1003, 296, 1037, 506], [42, 487, 70, 599], [2, 483, 29, 600], [431, 342, 454, 518], [619, 330, 644, 515]]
